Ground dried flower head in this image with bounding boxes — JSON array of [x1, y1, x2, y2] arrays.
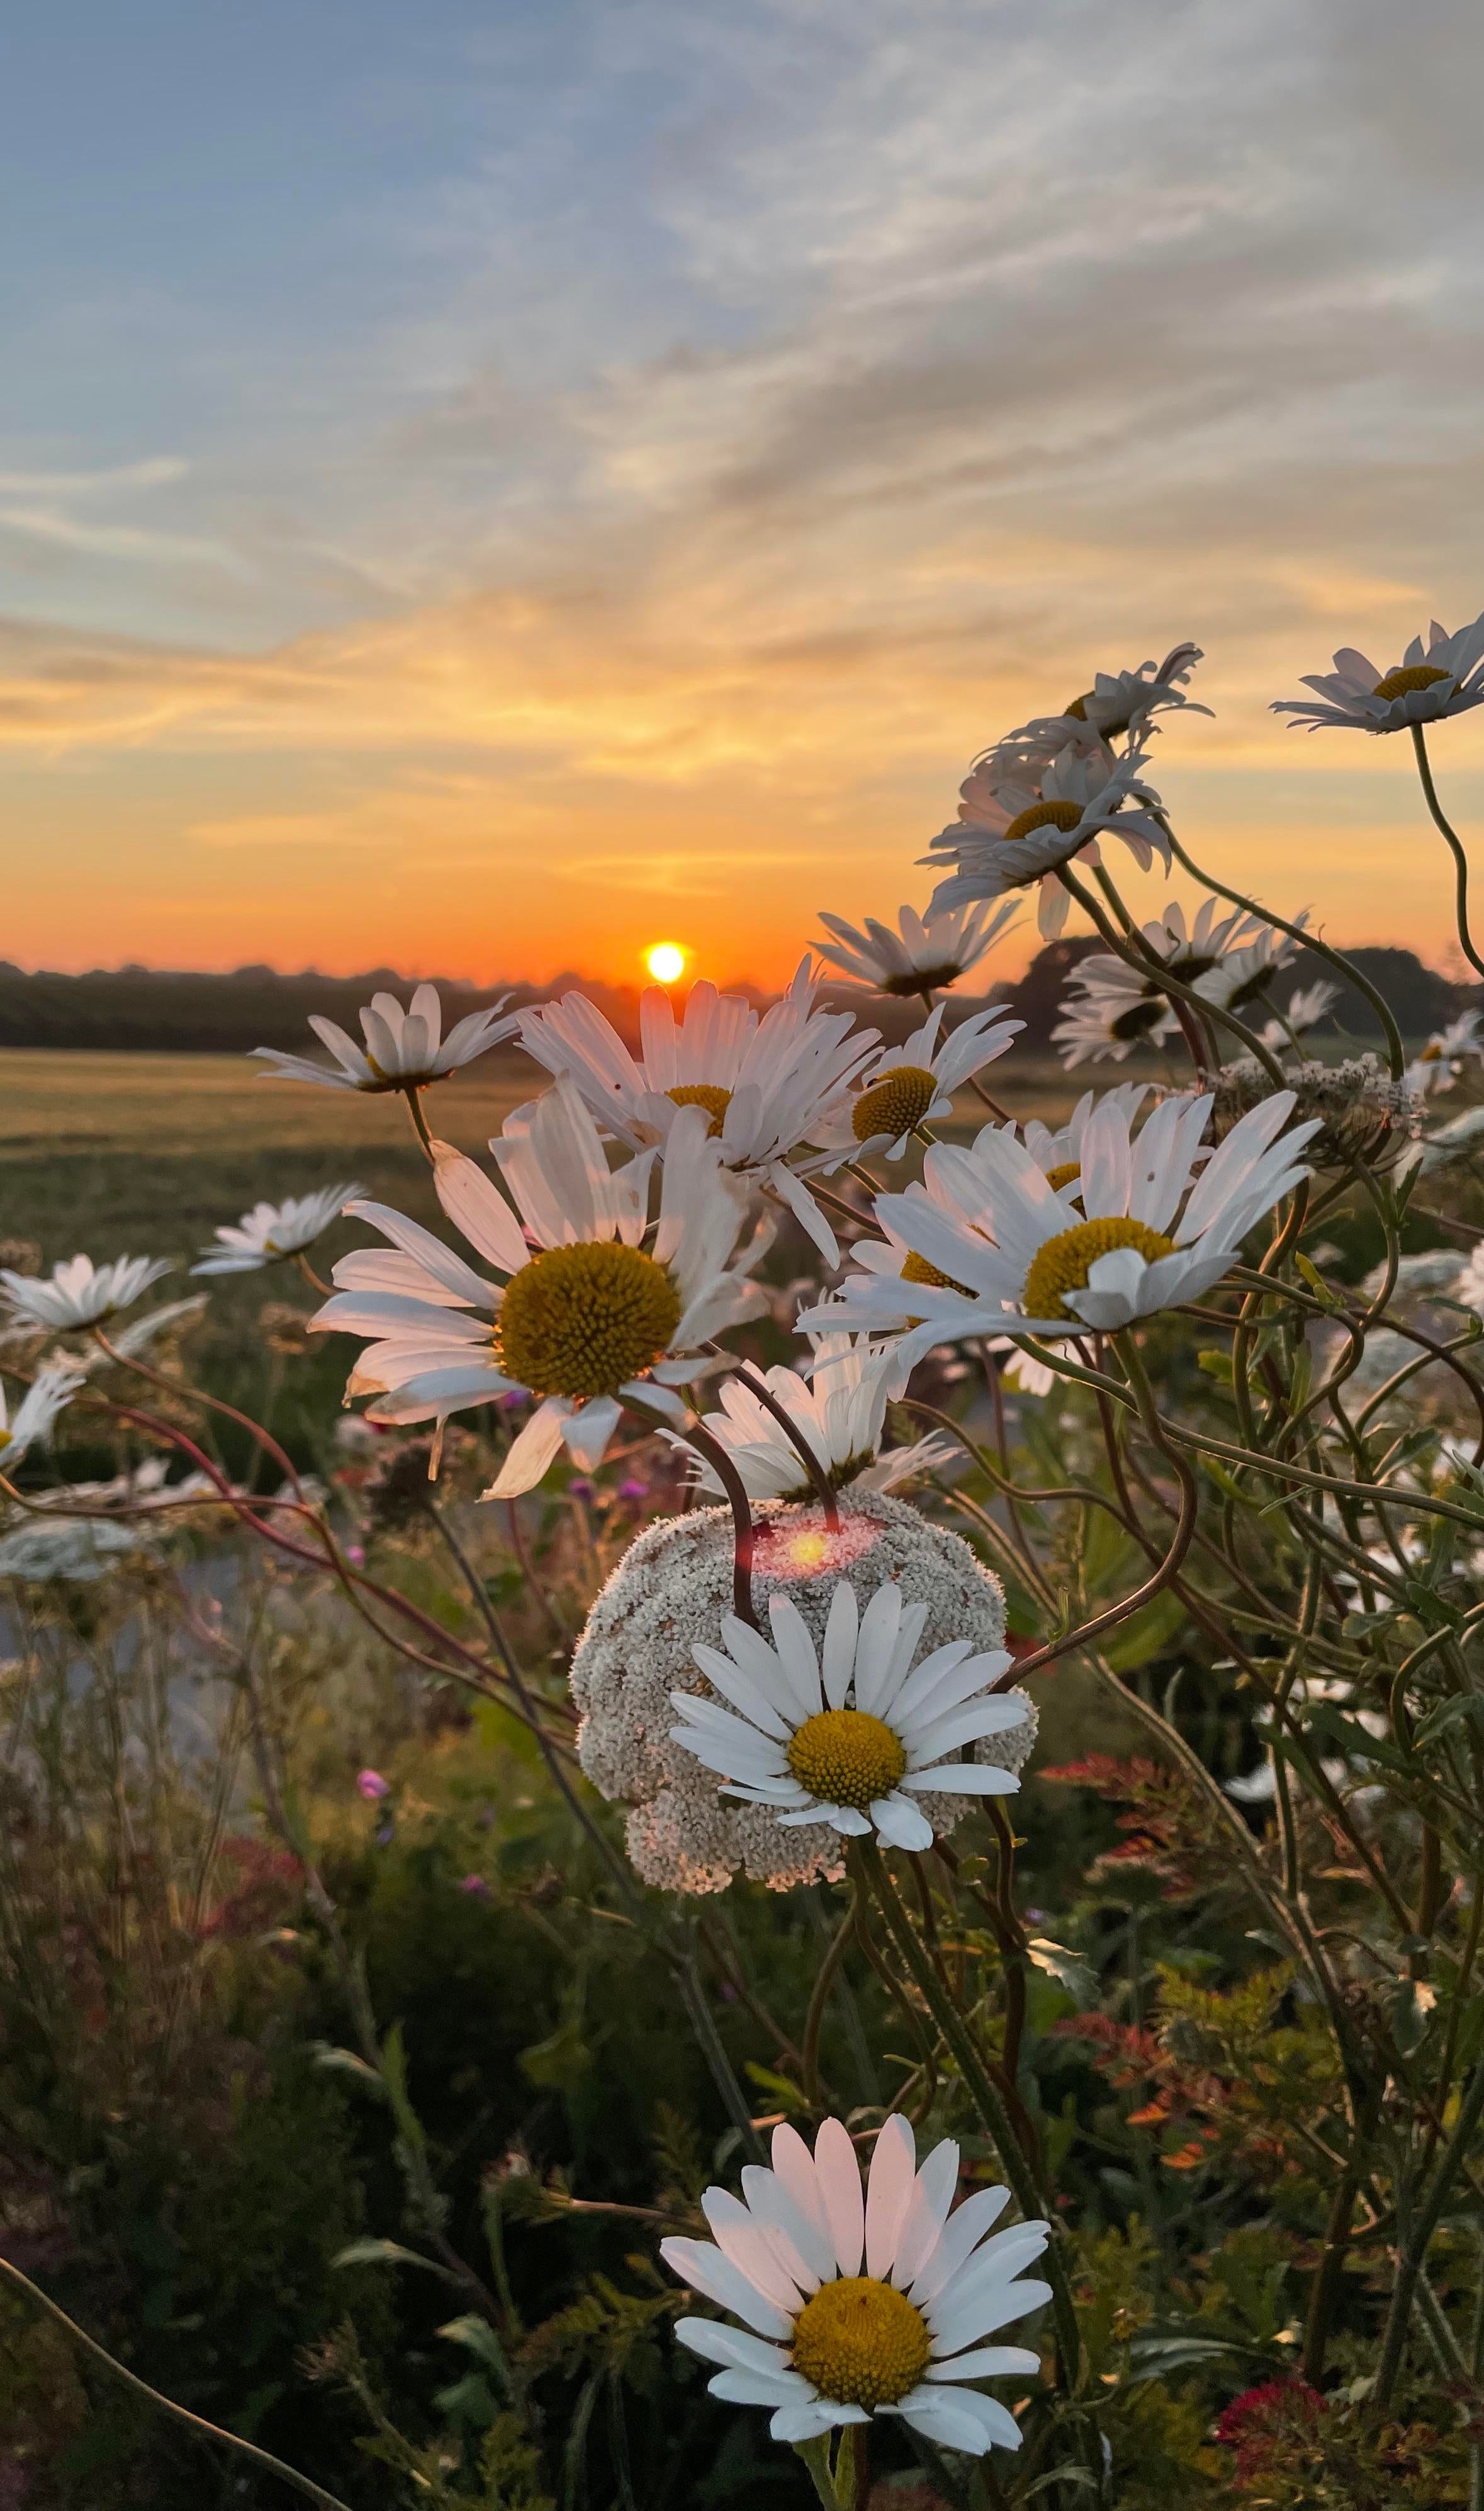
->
[[569, 1491, 1033, 1893], [1211, 1054, 1419, 1172]]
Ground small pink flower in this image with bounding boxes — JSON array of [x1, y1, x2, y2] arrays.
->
[[459, 1874, 490, 1897], [346, 1543, 366, 1566], [357, 1769, 390, 1801]]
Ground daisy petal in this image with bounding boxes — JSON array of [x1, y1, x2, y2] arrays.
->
[[813, 2116, 865, 2277], [865, 2113, 917, 2279]]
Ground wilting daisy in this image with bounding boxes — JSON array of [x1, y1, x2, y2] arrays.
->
[[1273, 611, 1484, 735], [925, 742, 1169, 940], [192, 1183, 366, 1277], [312, 1078, 765, 1494], [515, 960, 877, 1260], [677, 1335, 952, 1505], [983, 643, 1210, 783], [803, 1090, 1318, 1355], [670, 1580, 1027, 1854], [1257, 982, 1341, 1053], [814, 898, 1021, 998], [0, 1254, 174, 1334], [662, 2113, 1048, 2452], [0, 1367, 81, 1469], [253, 982, 515, 1093], [818, 1003, 1023, 1160], [1407, 1010, 1484, 1098]]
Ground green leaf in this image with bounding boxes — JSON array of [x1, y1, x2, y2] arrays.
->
[[1025, 1937, 1097, 2004], [332, 2237, 463, 2281], [311, 2043, 385, 2096], [438, 2312, 514, 2395], [1415, 1693, 1484, 1750], [743, 2062, 811, 2117]]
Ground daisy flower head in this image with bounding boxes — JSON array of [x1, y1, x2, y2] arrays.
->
[[1257, 981, 1341, 1054], [1273, 611, 1484, 735], [971, 645, 1208, 788], [1053, 958, 1178, 1066], [814, 898, 1021, 998], [804, 1090, 1318, 1357], [670, 1578, 1028, 1854], [0, 1367, 81, 1469], [662, 2113, 1048, 2452], [819, 1003, 1023, 1161], [678, 1334, 953, 1506], [311, 1078, 766, 1495], [253, 982, 515, 1093], [515, 959, 877, 1261], [1408, 1010, 1484, 1098], [192, 1183, 366, 1277], [0, 1254, 174, 1335], [926, 741, 1170, 941]]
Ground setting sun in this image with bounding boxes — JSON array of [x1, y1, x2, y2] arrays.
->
[[644, 942, 687, 985]]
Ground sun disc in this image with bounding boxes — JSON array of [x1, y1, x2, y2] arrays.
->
[[645, 942, 686, 985]]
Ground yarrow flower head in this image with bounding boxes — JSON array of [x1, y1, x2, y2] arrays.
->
[[253, 982, 516, 1093], [0, 1367, 81, 1468], [677, 1335, 953, 1506], [1272, 610, 1484, 735], [0, 1254, 174, 1334], [669, 1579, 1028, 1854], [925, 741, 1170, 940], [661, 2113, 1048, 2453], [1213, 1054, 1417, 1174], [311, 1078, 766, 1494], [191, 1183, 366, 1276], [814, 898, 1022, 998], [816, 1002, 1022, 1161], [802, 1090, 1318, 1358], [971, 644, 1208, 784], [515, 959, 878, 1262]]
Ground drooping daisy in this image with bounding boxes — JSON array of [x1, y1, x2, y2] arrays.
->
[[253, 982, 515, 1093], [814, 898, 1022, 998], [982, 643, 1210, 782], [677, 1334, 953, 1506], [515, 959, 878, 1261], [1257, 982, 1341, 1054], [818, 1003, 1023, 1161], [925, 742, 1170, 940], [1051, 904, 1299, 1069], [0, 1254, 174, 1334], [661, 2113, 1048, 2452], [1273, 612, 1484, 736], [1193, 917, 1306, 1017], [802, 1091, 1318, 1355], [1408, 1010, 1484, 1098], [311, 1078, 765, 1494], [192, 1183, 366, 1277], [1052, 962, 1178, 1066], [669, 1579, 1028, 1854], [0, 1368, 81, 1469]]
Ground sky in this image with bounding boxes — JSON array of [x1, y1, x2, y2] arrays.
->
[[4, 0, 1484, 990]]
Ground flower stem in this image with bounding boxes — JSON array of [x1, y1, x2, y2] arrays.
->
[[1412, 722, 1484, 982], [729, 1356, 841, 1529], [851, 1840, 1084, 2391], [402, 1083, 437, 1161]]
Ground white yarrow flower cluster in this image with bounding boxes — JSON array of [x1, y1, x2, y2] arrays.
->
[[663, 2114, 1048, 2453]]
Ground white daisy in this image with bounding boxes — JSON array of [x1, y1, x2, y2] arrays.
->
[[669, 1579, 1027, 1854], [1257, 981, 1341, 1052], [1420, 1104, 1484, 1174], [1273, 612, 1484, 735], [982, 642, 1210, 781], [311, 1078, 765, 1495], [801, 1090, 1318, 1355], [1052, 903, 1298, 1065], [1052, 963, 1178, 1066], [0, 1367, 81, 1469], [661, 2113, 1048, 2453], [814, 899, 1022, 998], [677, 1335, 952, 1506], [0, 1254, 174, 1333], [252, 981, 516, 1093], [515, 959, 879, 1262], [1408, 1010, 1484, 1098], [1192, 917, 1305, 1017], [925, 742, 1170, 941], [817, 1003, 1023, 1161], [191, 1183, 366, 1277]]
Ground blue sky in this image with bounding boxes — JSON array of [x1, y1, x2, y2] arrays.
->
[[4, 0, 1483, 980]]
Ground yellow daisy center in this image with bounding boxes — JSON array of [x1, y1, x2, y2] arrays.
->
[[1021, 1216, 1176, 1323], [1043, 1160, 1081, 1193], [787, 1708, 907, 1810], [900, 1248, 968, 1293], [666, 1083, 733, 1136], [853, 1065, 938, 1143], [496, 1242, 682, 1399], [1003, 798, 1085, 845], [790, 2276, 931, 2409], [881, 961, 962, 997], [0, 1428, 11, 1452], [1420, 1041, 1444, 1063], [1373, 664, 1449, 702]]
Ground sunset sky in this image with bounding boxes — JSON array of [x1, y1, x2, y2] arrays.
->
[[4, 0, 1484, 990]]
